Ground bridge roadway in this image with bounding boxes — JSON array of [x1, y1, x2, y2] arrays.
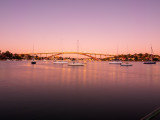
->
[[22, 52, 114, 60]]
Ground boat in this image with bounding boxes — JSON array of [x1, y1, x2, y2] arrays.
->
[[109, 59, 122, 64], [53, 41, 68, 64], [68, 61, 84, 66], [109, 45, 122, 64], [53, 60, 68, 64], [31, 44, 36, 64], [68, 40, 84, 66], [31, 60, 36, 64], [143, 46, 156, 64], [143, 61, 156, 64], [120, 62, 132, 66], [120, 44, 132, 66], [43, 59, 47, 62]]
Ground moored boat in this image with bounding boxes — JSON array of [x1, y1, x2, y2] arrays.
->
[[143, 46, 156, 64], [109, 59, 122, 64], [120, 62, 132, 66], [31, 44, 36, 64], [68, 40, 84, 66], [143, 61, 156, 64], [53, 60, 68, 64], [109, 61, 122, 64], [68, 61, 84, 66], [31, 60, 36, 64]]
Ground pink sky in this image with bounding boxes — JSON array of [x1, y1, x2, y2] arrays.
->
[[0, 0, 160, 55]]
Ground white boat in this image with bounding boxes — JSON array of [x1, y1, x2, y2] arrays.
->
[[109, 46, 122, 64], [109, 60, 122, 64], [143, 46, 156, 64], [120, 44, 132, 66], [68, 62, 84, 66], [53, 41, 68, 64], [43, 59, 47, 62], [68, 40, 84, 66], [120, 62, 132, 66], [53, 60, 68, 64]]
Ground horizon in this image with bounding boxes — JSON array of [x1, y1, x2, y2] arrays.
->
[[1, 0, 160, 55]]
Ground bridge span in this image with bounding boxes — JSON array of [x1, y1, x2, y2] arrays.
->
[[22, 52, 114, 60]]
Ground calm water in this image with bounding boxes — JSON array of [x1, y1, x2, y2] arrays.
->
[[0, 61, 160, 120]]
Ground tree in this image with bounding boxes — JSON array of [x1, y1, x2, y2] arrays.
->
[[0, 50, 1, 59], [153, 58, 159, 61], [138, 53, 143, 58], [134, 56, 138, 61], [3, 51, 13, 59], [13, 54, 22, 60]]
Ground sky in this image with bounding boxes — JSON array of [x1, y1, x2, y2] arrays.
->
[[0, 0, 160, 55]]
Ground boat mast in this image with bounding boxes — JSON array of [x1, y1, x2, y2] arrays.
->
[[61, 39, 63, 60], [151, 46, 153, 61], [116, 44, 119, 60], [33, 44, 34, 60], [77, 40, 79, 62], [127, 44, 128, 63]]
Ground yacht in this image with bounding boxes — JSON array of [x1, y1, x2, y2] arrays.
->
[[143, 46, 156, 64], [68, 40, 84, 66], [31, 44, 36, 64], [53, 60, 68, 64], [109, 46, 122, 64], [109, 59, 122, 64], [143, 61, 156, 64], [120, 44, 133, 66], [120, 62, 132, 66], [68, 61, 84, 66], [6, 59, 10, 61], [31, 59, 36, 64], [43, 59, 47, 62], [120, 54, 132, 66]]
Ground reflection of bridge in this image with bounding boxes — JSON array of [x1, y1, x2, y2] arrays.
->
[[24, 52, 114, 60]]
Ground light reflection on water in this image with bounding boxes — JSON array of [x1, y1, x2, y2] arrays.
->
[[0, 61, 160, 119]]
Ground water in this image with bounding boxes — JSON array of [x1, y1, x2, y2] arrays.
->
[[0, 61, 160, 120]]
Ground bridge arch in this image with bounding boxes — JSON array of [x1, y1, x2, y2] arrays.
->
[[47, 52, 99, 60], [22, 52, 113, 60]]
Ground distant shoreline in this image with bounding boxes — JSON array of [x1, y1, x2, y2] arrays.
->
[[0, 50, 160, 61]]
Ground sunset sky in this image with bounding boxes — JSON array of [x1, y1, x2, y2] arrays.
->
[[0, 0, 160, 55]]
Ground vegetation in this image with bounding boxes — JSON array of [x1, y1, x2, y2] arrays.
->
[[0, 50, 31, 60]]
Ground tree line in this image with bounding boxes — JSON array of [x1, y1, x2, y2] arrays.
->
[[0, 50, 32, 60]]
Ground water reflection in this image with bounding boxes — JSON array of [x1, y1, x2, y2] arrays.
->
[[0, 61, 160, 119]]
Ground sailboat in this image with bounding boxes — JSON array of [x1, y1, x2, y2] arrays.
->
[[109, 45, 122, 64], [68, 40, 84, 66], [31, 57, 36, 64], [120, 45, 132, 66], [143, 46, 156, 64], [120, 55, 132, 66], [53, 52, 68, 64], [53, 57, 68, 64], [109, 59, 122, 64], [53, 40, 68, 64], [31, 44, 36, 64]]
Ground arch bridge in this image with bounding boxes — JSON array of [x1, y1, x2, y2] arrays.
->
[[23, 52, 113, 61]]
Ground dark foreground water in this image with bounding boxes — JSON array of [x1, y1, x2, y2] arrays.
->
[[0, 61, 160, 120]]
